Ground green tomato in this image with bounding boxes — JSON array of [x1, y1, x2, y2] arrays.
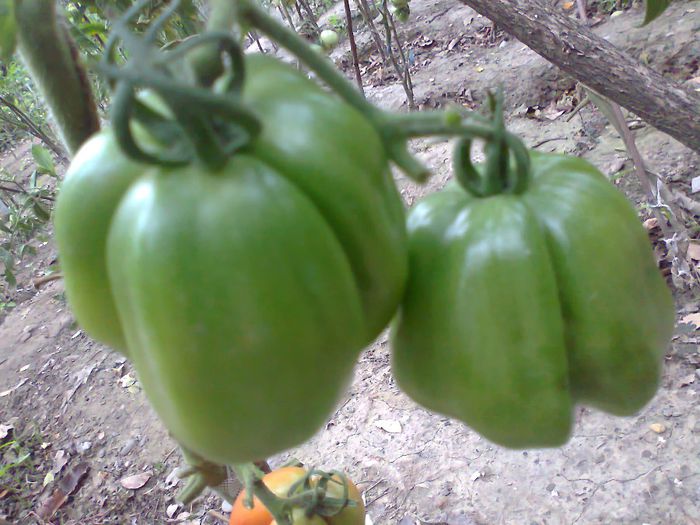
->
[[391, 151, 674, 448], [319, 29, 339, 50], [54, 54, 406, 464], [388, 4, 410, 22]]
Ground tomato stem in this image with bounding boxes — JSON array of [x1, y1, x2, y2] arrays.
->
[[233, 463, 293, 525]]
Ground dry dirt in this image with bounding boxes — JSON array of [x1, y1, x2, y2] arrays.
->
[[1, 1, 699, 524]]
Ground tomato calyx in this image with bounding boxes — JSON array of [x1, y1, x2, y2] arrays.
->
[[96, 2, 262, 172], [453, 91, 531, 198], [232, 465, 363, 525]]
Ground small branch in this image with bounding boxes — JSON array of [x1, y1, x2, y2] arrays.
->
[[386, 10, 414, 106], [343, 0, 365, 95], [240, 0, 377, 121], [15, 0, 100, 155], [188, 0, 239, 85], [33, 273, 62, 289], [0, 95, 66, 159], [0, 184, 56, 202], [298, 0, 320, 30], [458, 0, 700, 153], [249, 30, 266, 53]]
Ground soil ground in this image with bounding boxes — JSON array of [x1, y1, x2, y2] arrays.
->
[[1, 2, 699, 524]]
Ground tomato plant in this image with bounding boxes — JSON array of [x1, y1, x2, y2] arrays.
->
[[392, 149, 675, 448], [54, 53, 407, 465], [230, 467, 365, 525]]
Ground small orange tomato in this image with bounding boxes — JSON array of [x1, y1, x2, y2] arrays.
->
[[229, 467, 364, 525]]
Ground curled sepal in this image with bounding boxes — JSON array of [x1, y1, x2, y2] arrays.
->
[[453, 138, 487, 197], [176, 446, 230, 505], [96, 1, 261, 171]]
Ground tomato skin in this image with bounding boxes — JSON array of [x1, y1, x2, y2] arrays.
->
[[243, 54, 407, 344], [53, 131, 143, 354], [392, 151, 675, 448], [55, 54, 407, 464], [229, 467, 364, 525]]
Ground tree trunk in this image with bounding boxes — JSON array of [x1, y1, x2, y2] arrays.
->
[[458, 0, 700, 153]]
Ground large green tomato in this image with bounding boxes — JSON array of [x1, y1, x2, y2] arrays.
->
[[54, 54, 407, 463], [391, 151, 675, 448]]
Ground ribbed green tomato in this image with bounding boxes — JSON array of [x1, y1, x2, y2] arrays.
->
[[54, 54, 407, 463], [392, 151, 675, 448]]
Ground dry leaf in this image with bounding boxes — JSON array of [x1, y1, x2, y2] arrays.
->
[[0, 378, 27, 397], [36, 463, 89, 520], [120, 471, 152, 490], [563, 1, 574, 8], [164, 468, 181, 488], [43, 471, 55, 487], [119, 374, 137, 388], [63, 364, 97, 409], [0, 423, 13, 439], [687, 242, 700, 261], [643, 218, 658, 231], [52, 450, 69, 474], [374, 419, 402, 433], [691, 176, 700, 194], [681, 312, 700, 329], [679, 374, 696, 387], [19, 364, 30, 373], [649, 423, 666, 434], [167, 503, 180, 518]]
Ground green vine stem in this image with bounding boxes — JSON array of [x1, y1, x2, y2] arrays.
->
[[236, 0, 531, 184], [233, 463, 292, 525], [188, 0, 241, 86], [14, 0, 100, 155]]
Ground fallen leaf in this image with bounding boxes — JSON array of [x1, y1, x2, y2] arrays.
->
[[374, 419, 402, 433], [164, 468, 181, 488], [119, 374, 137, 389], [36, 463, 89, 520], [120, 471, 152, 490], [649, 423, 666, 434], [43, 471, 55, 487], [681, 313, 700, 329], [563, 1, 574, 8], [167, 503, 180, 518], [19, 364, 30, 373], [643, 218, 658, 231], [679, 374, 696, 387], [175, 511, 191, 521], [52, 450, 69, 474], [0, 423, 13, 439], [0, 378, 28, 397], [691, 176, 700, 194], [62, 364, 98, 409], [688, 242, 700, 261]]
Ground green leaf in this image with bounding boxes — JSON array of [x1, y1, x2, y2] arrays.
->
[[31, 145, 56, 177], [0, 0, 17, 61], [31, 200, 51, 222], [78, 21, 108, 37], [642, 0, 671, 25]]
